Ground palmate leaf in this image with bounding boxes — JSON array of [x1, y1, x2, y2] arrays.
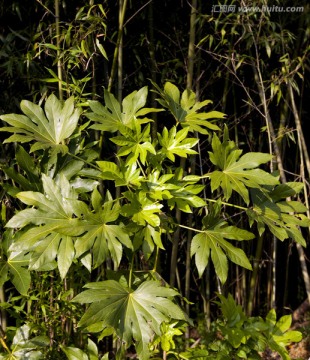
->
[[143, 170, 176, 200], [158, 126, 198, 161], [143, 170, 206, 213], [0, 230, 31, 295], [0, 253, 30, 296], [133, 224, 164, 260], [1, 145, 41, 195], [87, 86, 162, 132], [151, 81, 225, 134], [8, 224, 77, 279], [207, 128, 279, 204], [247, 184, 310, 246], [167, 182, 206, 213], [74, 192, 133, 269], [96, 161, 143, 188], [6, 174, 83, 278], [121, 191, 163, 227], [6, 174, 81, 230], [264, 309, 302, 359], [7, 250, 31, 295], [73, 280, 187, 360], [0, 94, 81, 153], [191, 203, 254, 283], [110, 123, 156, 165], [0, 324, 49, 360]]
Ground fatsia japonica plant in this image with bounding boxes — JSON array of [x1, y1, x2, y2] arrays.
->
[[0, 82, 308, 359]]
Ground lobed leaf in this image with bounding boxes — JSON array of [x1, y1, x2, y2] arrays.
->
[[73, 280, 186, 360]]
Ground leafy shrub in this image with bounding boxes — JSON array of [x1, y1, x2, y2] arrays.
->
[[0, 83, 308, 359]]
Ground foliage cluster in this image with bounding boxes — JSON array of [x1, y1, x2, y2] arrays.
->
[[1, 0, 310, 359], [0, 81, 308, 358]]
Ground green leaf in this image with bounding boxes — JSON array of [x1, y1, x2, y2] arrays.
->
[[75, 194, 132, 268], [7, 174, 81, 230], [191, 204, 253, 282], [208, 129, 278, 204], [247, 187, 310, 245], [87, 87, 160, 133], [111, 123, 156, 165], [1, 167, 38, 193], [60, 346, 88, 360], [4, 324, 49, 359], [15, 144, 41, 190], [152, 81, 224, 133], [97, 161, 143, 188], [167, 182, 206, 213], [158, 126, 198, 161], [87, 339, 99, 360], [275, 315, 291, 333], [0, 261, 9, 288], [6, 175, 84, 278], [144, 169, 205, 213], [121, 191, 163, 227], [8, 251, 31, 295], [156, 322, 183, 352], [134, 225, 164, 259], [0, 94, 81, 152], [73, 280, 187, 360], [87, 91, 122, 132]]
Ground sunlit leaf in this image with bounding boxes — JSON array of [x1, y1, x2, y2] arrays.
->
[[73, 280, 187, 360], [87, 87, 161, 133], [158, 126, 198, 162], [191, 203, 253, 282], [247, 186, 310, 246], [151, 81, 224, 134], [74, 192, 132, 268], [207, 128, 278, 204], [0, 94, 81, 152]]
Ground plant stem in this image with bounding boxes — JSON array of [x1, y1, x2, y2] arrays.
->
[[178, 224, 203, 233], [108, 0, 128, 92], [170, 207, 182, 287], [148, 1, 158, 140], [67, 152, 101, 171], [54, 0, 63, 100], [205, 198, 248, 211], [128, 253, 135, 289], [186, 0, 197, 90], [247, 235, 264, 316], [153, 245, 159, 272], [117, 0, 123, 103]]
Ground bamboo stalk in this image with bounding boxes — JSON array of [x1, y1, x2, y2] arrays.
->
[[247, 235, 264, 315], [117, 0, 123, 103], [170, 0, 197, 288], [54, 0, 63, 100], [288, 82, 310, 304], [108, 0, 128, 92], [186, 0, 197, 90], [148, 0, 158, 140]]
